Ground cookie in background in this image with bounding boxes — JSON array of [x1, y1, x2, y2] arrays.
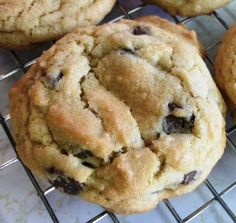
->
[[215, 21, 236, 123], [0, 0, 115, 49], [142, 0, 231, 16]]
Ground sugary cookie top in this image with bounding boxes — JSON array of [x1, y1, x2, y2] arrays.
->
[[9, 16, 226, 214], [0, 0, 115, 48]]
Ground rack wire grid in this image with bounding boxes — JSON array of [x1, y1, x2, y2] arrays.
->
[[0, 1, 236, 223]]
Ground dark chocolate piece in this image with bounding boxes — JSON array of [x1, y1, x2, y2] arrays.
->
[[50, 176, 84, 195], [162, 114, 195, 134], [75, 150, 93, 159], [181, 170, 198, 185], [46, 167, 64, 175], [60, 149, 68, 155], [133, 26, 150, 35], [82, 162, 95, 169], [156, 132, 161, 139], [110, 147, 128, 162], [168, 102, 182, 112], [120, 48, 136, 56], [46, 71, 63, 88]]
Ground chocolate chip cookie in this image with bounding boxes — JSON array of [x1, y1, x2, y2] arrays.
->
[[215, 22, 236, 123], [143, 0, 231, 16], [9, 16, 226, 214], [0, 0, 115, 49]]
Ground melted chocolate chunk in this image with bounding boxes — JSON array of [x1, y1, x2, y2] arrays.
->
[[60, 149, 68, 155], [75, 150, 93, 159], [189, 114, 195, 126], [162, 114, 195, 134], [46, 167, 64, 175], [50, 176, 84, 195], [110, 147, 128, 162], [144, 141, 152, 147], [168, 102, 182, 112], [120, 48, 136, 56], [82, 161, 95, 169], [181, 170, 198, 185], [56, 72, 63, 81], [133, 26, 150, 35]]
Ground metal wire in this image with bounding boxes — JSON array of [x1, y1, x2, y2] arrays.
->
[[86, 211, 108, 223], [0, 1, 236, 223], [163, 199, 183, 223], [204, 180, 236, 222], [0, 113, 60, 223]]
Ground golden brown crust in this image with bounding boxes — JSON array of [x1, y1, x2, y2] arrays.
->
[[9, 16, 226, 214], [215, 22, 236, 122], [0, 0, 115, 49], [132, 16, 205, 56], [143, 0, 231, 16]]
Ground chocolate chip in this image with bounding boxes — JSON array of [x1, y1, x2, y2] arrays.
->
[[181, 170, 198, 185], [168, 102, 182, 112], [46, 167, 64, 175], [189, 114, 195, 126], [110, 147, 128, 162], [82, 161, 95, 169], [60, 149, 68, 155], [50, 176, 84, 195], [133, 26, 150, 35], [46, 71, 63, 88], [47, 167, 55, 174], [56, 72, 63, 81], [120, 48, 136, 56], [74, 150, 93, 159], [162, 114, 195, 134], [145, 141, 153, 148]]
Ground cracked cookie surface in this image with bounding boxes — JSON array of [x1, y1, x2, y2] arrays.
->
[[215, 22, 236, 123], [143, 0, 231, 16], [0, 0, 115, 49], [9, 16, 226, 214]]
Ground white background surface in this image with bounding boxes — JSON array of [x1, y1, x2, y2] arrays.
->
[[0, 1, 236, 222]]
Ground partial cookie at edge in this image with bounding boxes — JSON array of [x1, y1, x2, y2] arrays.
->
[[0, 0, 115, 49], [215, 22, 236, 122], [143, 0, 231, 16]]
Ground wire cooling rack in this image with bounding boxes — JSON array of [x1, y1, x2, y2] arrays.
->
[[0, 1, 236, 222]]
